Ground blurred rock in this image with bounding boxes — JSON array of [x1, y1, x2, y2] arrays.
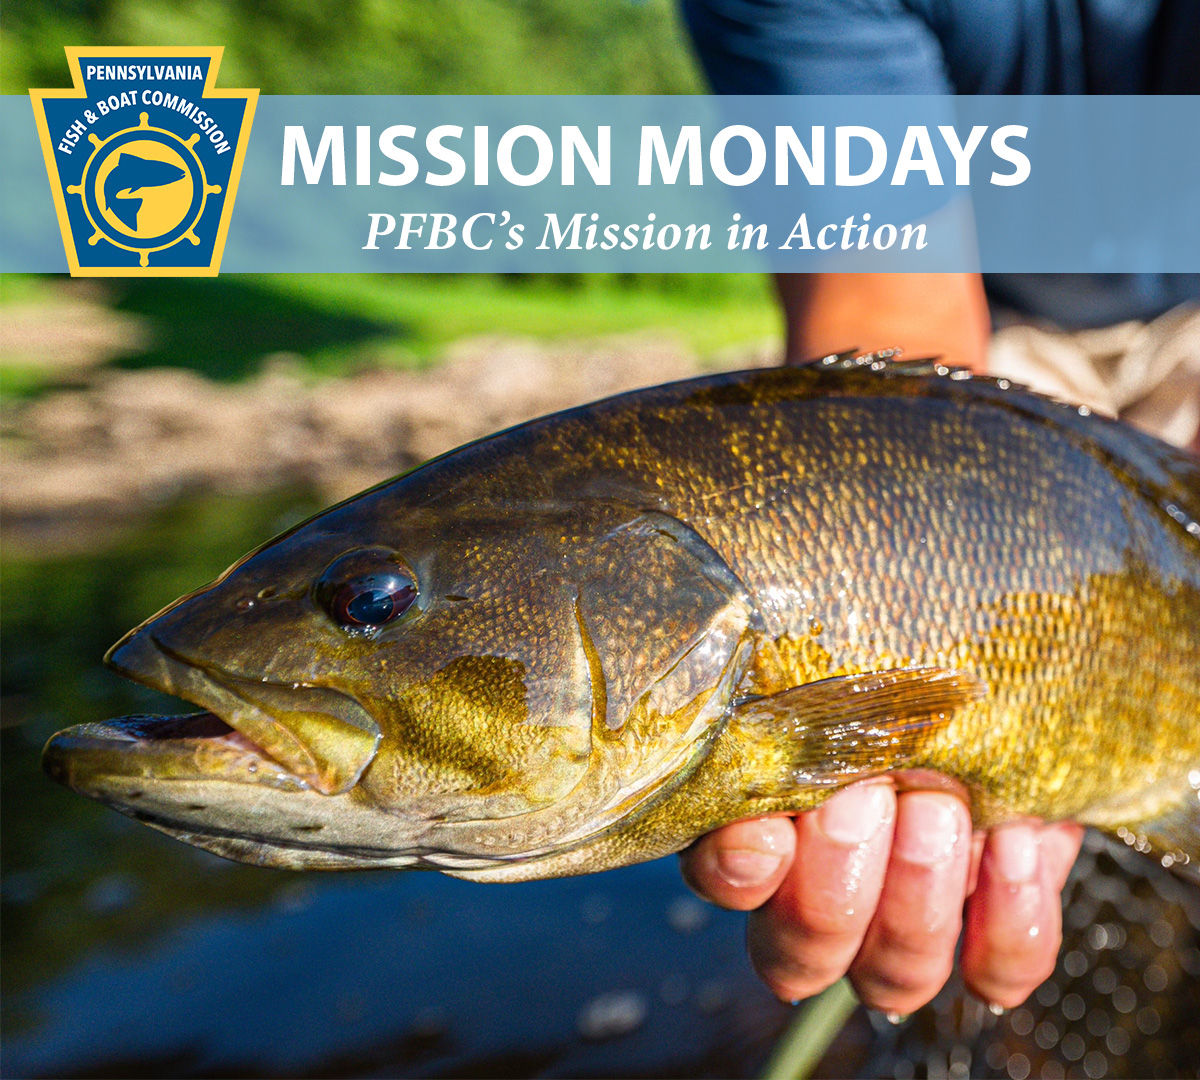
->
[[0, 283, 149, 372], [576, 990, 648, 1040], [82, 872, 140, 915], [666, 895, 710, 935]]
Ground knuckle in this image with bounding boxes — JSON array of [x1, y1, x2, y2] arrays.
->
[[759, 966, 842, 1005], [873, 909, 961, 956], [677, 855, 719, 904], [796, 902, 870, 940], [760, 878, 874, 941], [748, 926, 853, 1000], [853, 956, 954, 1010], [1027, 949, 1060, 990], [986, 925, 1052, 968], [970, 977, 1036, 1010], [963, 953, 1053, 1008]]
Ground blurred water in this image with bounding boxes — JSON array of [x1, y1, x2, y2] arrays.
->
[[3, 849, 788, 1077]]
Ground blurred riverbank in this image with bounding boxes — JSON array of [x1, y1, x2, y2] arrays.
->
[[0, 275, 779, 553]]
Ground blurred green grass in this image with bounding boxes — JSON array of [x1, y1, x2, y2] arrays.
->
[[5, 0, 705, 96], [0, 273, 780, 397]]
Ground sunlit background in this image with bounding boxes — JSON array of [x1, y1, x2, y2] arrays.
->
[[2, 3, 1198, 1078]]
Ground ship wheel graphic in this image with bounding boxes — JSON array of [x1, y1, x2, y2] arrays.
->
[[67, 112, 222, 268]]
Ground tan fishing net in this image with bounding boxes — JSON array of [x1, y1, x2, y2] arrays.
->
[[989, 305, 1200, 450]]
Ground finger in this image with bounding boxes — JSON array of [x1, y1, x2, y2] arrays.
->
[[849, 791, 972, 1014], [747, 782, 896, 1002], [679, 815, 796, 911], [1041, 822, 1085, 893], [966, 830, 986, 896], [961, 822, 1062, 1008]]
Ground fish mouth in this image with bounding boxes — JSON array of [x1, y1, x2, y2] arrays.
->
[[42, 710, 312, 796], [40, 711, 434, 869], [94, 625, 382, 796]]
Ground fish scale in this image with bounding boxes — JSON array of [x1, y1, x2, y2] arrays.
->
[[41, 358, 1199, 882]]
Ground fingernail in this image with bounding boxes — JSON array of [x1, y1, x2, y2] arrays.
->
[[893, 796, 966, 865], [714, 848, 783, 888], [991, 826, 1039, 884], [817, 784, 893, 845], [987, 1001, 1008, 1017], [885, 1011, 910, 1026]]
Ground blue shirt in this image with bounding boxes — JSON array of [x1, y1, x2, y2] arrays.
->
[[682, 0, 1200, 325], [682, 0, 1199, 95]]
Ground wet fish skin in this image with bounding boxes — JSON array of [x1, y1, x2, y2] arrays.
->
[[42, 358, 1200, 879]]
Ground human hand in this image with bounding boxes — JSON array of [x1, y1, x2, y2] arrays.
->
[[679, 780, 1085, 1013]]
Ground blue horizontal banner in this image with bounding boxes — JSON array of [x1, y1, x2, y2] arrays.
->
[[4, 94, 1198, 273]]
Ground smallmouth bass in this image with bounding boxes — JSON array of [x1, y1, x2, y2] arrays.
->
[[43, 356, 1200, 880]]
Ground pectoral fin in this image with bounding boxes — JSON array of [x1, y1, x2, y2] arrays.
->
[[730, 666, 985, 795]]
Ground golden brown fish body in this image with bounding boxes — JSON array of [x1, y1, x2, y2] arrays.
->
[[42, 358, 1200, 880]]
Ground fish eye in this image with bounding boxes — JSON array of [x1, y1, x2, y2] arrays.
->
[[328, 574, 416, 628], [316, 549, 417, 631]]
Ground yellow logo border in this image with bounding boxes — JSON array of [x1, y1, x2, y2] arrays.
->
[[30, 46, 259, 277]]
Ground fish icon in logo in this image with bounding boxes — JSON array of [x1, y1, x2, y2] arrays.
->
[[102, 151, 187, 232], [68, 114, 220, 267]]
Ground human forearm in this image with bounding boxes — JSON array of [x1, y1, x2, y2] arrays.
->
[[776, 272, 991, 373]]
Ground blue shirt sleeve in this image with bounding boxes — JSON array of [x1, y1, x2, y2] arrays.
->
[[680, 0, 954, 95], [681, 0, 1189, 95]]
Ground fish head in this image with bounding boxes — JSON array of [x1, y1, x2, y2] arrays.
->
[[44, 486, 755, 870]]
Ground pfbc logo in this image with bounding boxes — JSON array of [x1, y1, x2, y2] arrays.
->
[[30, 47, 257, 276]]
